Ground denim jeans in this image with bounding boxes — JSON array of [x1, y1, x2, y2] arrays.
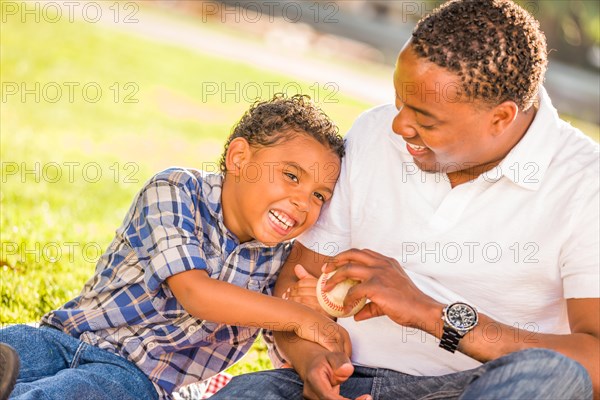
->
[[212, 348, 593, 400], [0, 324, 158, 400]]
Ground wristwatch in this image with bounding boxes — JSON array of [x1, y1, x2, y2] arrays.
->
[[439, 302, 479, 353]]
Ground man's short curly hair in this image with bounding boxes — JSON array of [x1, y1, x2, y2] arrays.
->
[[411, 0, 547, 110], [219, 94, 344, 172]]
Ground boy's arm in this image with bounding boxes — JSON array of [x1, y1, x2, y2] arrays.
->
[[166, 269, 351, 356]]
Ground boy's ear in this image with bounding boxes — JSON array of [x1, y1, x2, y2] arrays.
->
[[225, 137, 251, 175]]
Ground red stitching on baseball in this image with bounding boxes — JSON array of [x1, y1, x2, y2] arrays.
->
[[319, 275, 362, 313]]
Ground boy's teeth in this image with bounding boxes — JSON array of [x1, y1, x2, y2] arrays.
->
[[270, 210, 295, 229], [269, 212, 290, 231]]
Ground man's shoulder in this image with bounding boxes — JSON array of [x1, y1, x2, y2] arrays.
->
[[345, 104, 397, 146], [551, 122, 599, 180], [350, 104, 397, 130]]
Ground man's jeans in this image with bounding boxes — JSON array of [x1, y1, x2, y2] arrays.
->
[[213, 348, 593, 400], [0, 324, 158, 400]]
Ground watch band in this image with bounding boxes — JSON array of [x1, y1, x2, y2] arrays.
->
[[439, 326, 462, 353]]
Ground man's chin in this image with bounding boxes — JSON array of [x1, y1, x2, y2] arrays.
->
[[412, 159, 440, 174]]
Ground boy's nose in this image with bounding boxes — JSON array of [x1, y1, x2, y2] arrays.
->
[[290, 192, 309, 212]]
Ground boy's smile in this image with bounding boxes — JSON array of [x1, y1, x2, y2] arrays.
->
[[268, 209, 297, 235], [221, 133, 341, 245]]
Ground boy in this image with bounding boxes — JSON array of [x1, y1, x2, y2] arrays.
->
[[0, 94, 349, 400]]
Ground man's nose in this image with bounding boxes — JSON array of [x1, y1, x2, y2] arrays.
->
[[392, 106, 417, 139]]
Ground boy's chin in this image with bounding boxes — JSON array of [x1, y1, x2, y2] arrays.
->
[[255, 231, 296, 246]]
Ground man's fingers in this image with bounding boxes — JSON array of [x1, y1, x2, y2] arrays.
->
[[323, 265, 372, 290], [359, 248, 389, 260], [353, 302, 382, 322], [343, 282, 369, 303], [327, 248, 385, 268]]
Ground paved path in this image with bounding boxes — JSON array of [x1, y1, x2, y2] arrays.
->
[[94, 2, 394, 105]]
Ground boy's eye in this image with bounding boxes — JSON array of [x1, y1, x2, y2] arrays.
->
[[284, 172, 299, 183], [313, 192, 326, 203]]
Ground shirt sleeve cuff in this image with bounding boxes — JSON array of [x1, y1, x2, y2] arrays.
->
[[563, 274, 600, 299], [145, 244, 210, 293], [262, 330, 288, 368]]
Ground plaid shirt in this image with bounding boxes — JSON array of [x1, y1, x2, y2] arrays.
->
[[41, 168, 291, 399]]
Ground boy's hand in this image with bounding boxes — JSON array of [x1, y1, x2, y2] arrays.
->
[[283, 264, 329, 316]]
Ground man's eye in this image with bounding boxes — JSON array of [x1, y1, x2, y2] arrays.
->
[[416, 121, 435, 130], [284, 172, 299, 183], [313, 192, 325, 202]]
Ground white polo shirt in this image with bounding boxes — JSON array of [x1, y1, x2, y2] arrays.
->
[[298, 88, 599, 376]]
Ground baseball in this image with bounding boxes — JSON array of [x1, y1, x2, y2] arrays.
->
[[316, 271, 367, 318]]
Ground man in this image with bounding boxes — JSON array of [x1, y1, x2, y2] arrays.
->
[[213, 0, 599, 399]]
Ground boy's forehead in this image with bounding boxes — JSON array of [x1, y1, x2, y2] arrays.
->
[[255, 136, 339, 171]]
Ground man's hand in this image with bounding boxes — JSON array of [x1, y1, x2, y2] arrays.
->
[[323, 249, 442, 328], [299, 351, 371, 400]]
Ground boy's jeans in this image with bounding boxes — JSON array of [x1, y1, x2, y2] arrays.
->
[[0, 325, 158, 400], [213, 348, 593, 400]]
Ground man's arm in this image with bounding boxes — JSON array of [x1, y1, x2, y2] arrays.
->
[[325, 249, 600, 399], [166, 269, 351, 356], [273, 242, 336, 363], [272, 242, 362, 400]]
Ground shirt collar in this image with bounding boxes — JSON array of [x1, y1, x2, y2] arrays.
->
[[483, 86, 560, 190]]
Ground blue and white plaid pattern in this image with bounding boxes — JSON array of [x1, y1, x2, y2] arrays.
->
[[41, 168, 291, 399]]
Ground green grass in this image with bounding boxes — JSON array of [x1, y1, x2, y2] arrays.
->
[[0, 2, 371, 377]]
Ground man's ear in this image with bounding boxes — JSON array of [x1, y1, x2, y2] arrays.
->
[[225, 137, 251, 175], [489, 101, 519, 136]]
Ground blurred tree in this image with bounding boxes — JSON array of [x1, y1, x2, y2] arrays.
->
[[535, 0, 599, 70]]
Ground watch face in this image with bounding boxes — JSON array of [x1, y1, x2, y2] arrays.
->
[[447, 303, 478, 330]]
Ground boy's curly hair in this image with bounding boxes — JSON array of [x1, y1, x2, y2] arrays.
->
[[219, 94, 344, 172], [411, 0, 547, 110]]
